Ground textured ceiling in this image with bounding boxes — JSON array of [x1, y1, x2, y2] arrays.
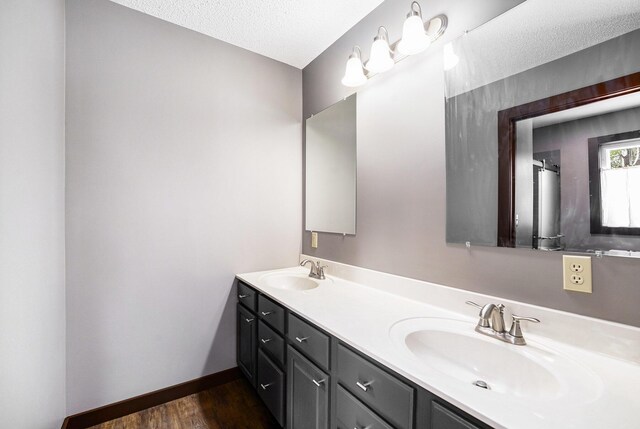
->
[[108, 0, 385, 68], [446, 0, 640, 97]]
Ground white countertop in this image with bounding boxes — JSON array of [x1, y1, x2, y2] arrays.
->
[[237, 256, 640, 429]]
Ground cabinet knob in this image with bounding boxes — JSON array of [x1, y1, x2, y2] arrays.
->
[[295, 336, 309, 343], [244, 318, 254, 323], [356, 380, 373, 392], [260, 338, 271, 344], [312, 378, 326, 387], [260, 383, 273, 390]]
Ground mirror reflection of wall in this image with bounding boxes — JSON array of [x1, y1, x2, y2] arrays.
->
[[444, 0, 640, 257], [305, 94, 357, 235]]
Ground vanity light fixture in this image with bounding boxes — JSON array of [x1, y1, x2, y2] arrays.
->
[[341, 2, 447, 87], [341, 46, 368, 87], [366, 27, 395, 74], [397, 1, 431, 55]]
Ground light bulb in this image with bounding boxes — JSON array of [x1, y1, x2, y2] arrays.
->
[[341, 55, 367, 87], [398, 14, 430, 55], [366, 28, 394, 74], [443, 42, 459, 71]]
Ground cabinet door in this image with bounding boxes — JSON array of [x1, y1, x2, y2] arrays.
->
[[431, 402, 480, 429], [237, 303, 257, 386], [287, 346, 329, 429], [257, 349, 285, 426], [336, 385, 393, 429]]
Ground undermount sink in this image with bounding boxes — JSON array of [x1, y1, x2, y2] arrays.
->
[[390, 318, 602, 403], [260, 273, 323, 291]]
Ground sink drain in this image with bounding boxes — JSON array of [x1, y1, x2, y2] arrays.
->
[[472, 380, 490, 390]]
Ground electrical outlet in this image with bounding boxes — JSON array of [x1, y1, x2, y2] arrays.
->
[[311, 232, 318, 249], [563, 255, 592, 293], [569, 261, 584, 273]]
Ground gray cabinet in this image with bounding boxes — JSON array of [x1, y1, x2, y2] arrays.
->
[[336, 385, 393, 429], [257, 349, 285, 426], [237, 303, 257, 386], [258, 320, 285, 367], [418, 390, 491, 429], [259, 295, 286, 334], [235, 278, 494, 429], [430, 402, 480, 429], [238, 282, 257, 312], [336, 344, 414, 429], [288, 314, 330, 370], [287, 346, 329, 429]]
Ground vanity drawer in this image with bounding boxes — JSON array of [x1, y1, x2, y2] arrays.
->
[[336, 385, 393, 429], [337, 344, 414, 429], [237, 282, 257, 312], [287, 314, 330, 370], [257, 349, 285, 427], [258, 295, 285, 334], [258, 320, 285, 367], [431, 402, 480, 429]]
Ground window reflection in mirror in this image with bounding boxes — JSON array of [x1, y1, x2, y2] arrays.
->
[[589, 130, 640, 236]]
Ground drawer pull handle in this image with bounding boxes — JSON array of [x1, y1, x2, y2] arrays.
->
[[261, 311, 273, 316], [260, 338, 271, 344], [238, 294, 249, 299], [354, 426, 372, 429], [312, 378, 326, 387], [260, 383, 273, 390], [356, 380, 373, 392], [244, 318, 254, 323], [295, 336, 309, 343]]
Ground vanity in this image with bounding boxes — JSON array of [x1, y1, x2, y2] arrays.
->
[[236, 258, 640, 429]]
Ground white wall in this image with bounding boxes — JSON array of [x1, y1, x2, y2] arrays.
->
[[0, 0, 67, 427], [65, 0, 302, 413]]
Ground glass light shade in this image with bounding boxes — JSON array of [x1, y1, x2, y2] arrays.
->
[[341, 56, 367, 87], [398, 14, 430, 55], [443, 42, 459, 70], [367, 38, 394, 74]]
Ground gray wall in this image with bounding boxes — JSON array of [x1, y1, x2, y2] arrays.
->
[[534, 107, 640, 251], [66, 0, 302, 413], [302, 0, 640, 327], [0, 0, 67, 427]]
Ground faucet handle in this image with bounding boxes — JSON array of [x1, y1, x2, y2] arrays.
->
[[509, 315, 540, 339], [465, 301, 491, 328], [316, 263, 328, 280]]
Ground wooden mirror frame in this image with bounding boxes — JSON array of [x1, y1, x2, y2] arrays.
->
[[496, 71, 640, 247]]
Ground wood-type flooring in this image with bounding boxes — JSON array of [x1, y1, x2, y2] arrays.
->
[[88, 378, 280, 429]]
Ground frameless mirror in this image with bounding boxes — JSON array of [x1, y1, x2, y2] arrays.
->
[[305, 94, 357, 234], [445, 0, 640, 256]]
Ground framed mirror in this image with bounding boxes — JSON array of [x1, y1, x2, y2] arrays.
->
[[445, 0, 640, 256], [305, 94, 357, 234]]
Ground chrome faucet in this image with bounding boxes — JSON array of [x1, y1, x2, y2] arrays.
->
[[466, 301, 540, 345], [478, 303, 506, 333], [300, 259, 327, 280]]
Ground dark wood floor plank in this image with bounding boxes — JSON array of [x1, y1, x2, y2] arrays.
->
[[88, 379, 279, 429]]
